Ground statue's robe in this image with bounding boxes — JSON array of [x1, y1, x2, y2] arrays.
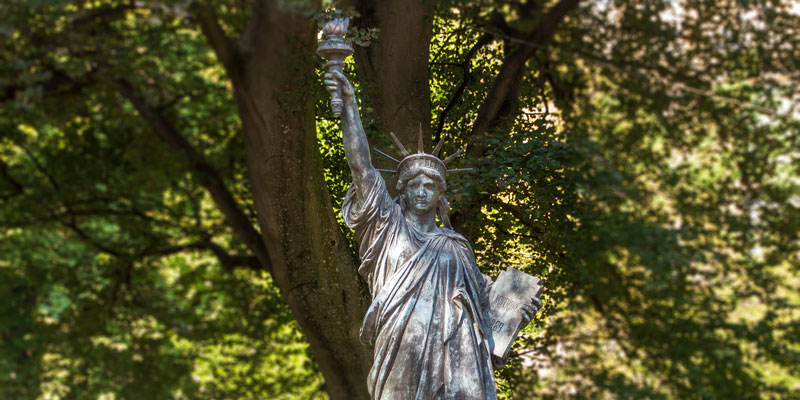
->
[[343, 172, 497, 400]]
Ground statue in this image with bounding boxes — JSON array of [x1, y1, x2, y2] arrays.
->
[[320, 18, 542, 400]]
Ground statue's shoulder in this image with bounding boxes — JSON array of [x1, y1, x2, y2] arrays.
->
[[435, 227, 469, 243], [432, 227, 477, 263]]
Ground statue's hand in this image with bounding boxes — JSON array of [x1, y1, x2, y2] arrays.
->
[[519, 296, 542, 326], [491, 354, 507, 370], [324, 70, 356, 104]]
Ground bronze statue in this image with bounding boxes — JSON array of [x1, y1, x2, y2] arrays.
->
[[323, 67, 542, 400]]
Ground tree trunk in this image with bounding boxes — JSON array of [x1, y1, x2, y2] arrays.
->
[[209, 1, 436, 398], [225, 2, 373, 398], [353, 0, 434, 153]]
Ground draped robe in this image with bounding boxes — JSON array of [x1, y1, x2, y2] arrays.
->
[[343, 172, 497, 400]]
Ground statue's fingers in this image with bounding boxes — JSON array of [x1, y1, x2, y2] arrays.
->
[[521, 305, 534, 317], [531, 297, 543, 309], [331, 69, 347, 81], [331, 71, 353, 89], [521, 312, 531, 323], [327, 71, 354, 98]]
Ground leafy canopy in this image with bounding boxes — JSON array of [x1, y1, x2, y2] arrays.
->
[[1, 0, 799, 399]]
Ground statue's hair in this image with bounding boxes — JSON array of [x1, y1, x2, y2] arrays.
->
[[395, 167, 446, 192]]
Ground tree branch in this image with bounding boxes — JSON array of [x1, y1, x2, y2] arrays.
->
[[71, 2, 138, 27], [0, 158, 23, 200], [435, 33, 493, 140], [62, 215, 125, 257], [488, 10, 522, 40], [144, 241, 261, 270], [11, 139, 131, 257], [20, 144, 60, 191], [191, 1, 238, 75], [116, 78, 273, 274], [471, 0, 582, 139], [4, 205, 172, 230], [0, 65, 98, 105], [490, 219, 541, 241], [450, 1, 582, 235], [518, 0, 542, 20], [488, 197, 546, 237]]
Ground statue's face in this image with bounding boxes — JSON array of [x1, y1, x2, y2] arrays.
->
[[403, 173, 441, 215]]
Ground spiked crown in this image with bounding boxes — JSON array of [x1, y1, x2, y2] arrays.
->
[[374, 124, 471, 181]]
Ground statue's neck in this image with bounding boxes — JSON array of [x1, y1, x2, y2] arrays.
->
[[404, 209, 438, 233]]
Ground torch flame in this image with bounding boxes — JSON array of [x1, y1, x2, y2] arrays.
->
[[323, 18, 349, 37]]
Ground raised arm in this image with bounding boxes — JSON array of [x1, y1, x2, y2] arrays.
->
[[324, 71, 377, 196]]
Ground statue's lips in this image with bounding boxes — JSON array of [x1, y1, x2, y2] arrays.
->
[[411, 198, 431, 209]]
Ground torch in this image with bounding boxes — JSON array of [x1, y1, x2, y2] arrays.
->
[[317, 18, 354, 117]]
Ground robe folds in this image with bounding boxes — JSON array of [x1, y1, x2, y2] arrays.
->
[[343, 172, 497, 400]]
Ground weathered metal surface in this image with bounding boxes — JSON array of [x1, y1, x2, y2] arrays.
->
[[317, 18, 354, 117], [488, 268, 543, 361], [322, 58, 542, 399]]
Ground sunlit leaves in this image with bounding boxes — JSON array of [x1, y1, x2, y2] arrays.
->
[[2, 0, 799, 399], [426, 1, 799, 398], [0, 1, 321, 399]]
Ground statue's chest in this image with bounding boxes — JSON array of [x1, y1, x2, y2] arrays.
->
[[385, 228, 459, 274], [385, 229, 421, 270]]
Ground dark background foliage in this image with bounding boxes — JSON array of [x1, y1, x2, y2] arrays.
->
[[1, 0, 798, 399]]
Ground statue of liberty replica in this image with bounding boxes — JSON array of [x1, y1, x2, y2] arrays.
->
[[320, 18, 542, 400]]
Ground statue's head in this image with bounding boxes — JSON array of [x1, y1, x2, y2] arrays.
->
[[377, 125, 469, 229], [397, 167, 445, 215]]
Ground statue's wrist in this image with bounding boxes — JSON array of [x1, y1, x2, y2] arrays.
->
[[341, 102, 357, 120]]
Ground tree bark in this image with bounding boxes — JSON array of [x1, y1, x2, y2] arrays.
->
[[193, 0, 578, 398], [470, 0, 582, 140], [353, 0, 434, 155], [205, 1, 373, 398], [451, 0, 583, 235]]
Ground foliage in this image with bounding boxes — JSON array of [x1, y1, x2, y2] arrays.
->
[[1, 0, 799, 399], [425, 1, 800, 398], [1, 1, 323, 398]]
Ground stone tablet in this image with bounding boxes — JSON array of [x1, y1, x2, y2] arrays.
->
[[487, 267, 543, 361]]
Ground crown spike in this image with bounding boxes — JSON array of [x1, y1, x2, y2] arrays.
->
[[432, 132, 446, 157], [443, 146, 466, 164], [417, 123, 424, 153], [446, 167, 474, 173], [388, 132, 410, 157], [373, 147, 400, 163]]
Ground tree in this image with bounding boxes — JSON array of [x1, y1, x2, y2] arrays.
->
[[1, 0, 798, 399]]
